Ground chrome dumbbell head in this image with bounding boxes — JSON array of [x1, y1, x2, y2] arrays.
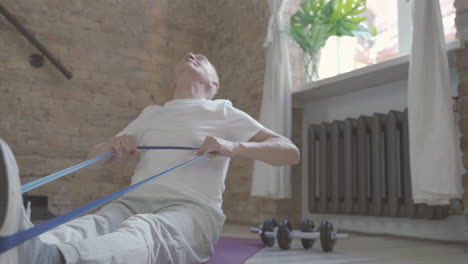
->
[[319, 220, 350, 252], [319, 220, 336, 252], [300, 219, 315, 250], [324, 220, 351, 252], [277, 219, 293, 250], [261, 218, 277, 247], [250, 218, 277, 247], [320, 220, 335, 252]]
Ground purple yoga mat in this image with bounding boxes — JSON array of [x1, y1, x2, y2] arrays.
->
[[205, 237, 264, 264]]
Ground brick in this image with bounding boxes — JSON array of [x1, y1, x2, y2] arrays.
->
[[455, 0, 468, 11], [463, 173, 468, 188], [463, 153, 468, 168], [455, 13, 468, 42], [459, 98, 468, 115], [460, 116, 468, 134], [456, 24, 468, 37], [465, 227, 468, 252], [455, 49, 468, 73], [461, 135, 468, 149], [458, 77, 468, 96]]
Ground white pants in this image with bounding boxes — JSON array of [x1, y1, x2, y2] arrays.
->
[[39, 194, 225, 264]]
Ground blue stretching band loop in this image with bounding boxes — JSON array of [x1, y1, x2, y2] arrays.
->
[[21, 146, 199, 193], [0, 152, 208, 254]]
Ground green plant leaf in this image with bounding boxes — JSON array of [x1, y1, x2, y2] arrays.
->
[[286, 26, 312, 52], [329, 0, 368, 36], [285, 0, 376, 56], [290, 0, 327, 30], [347, 16, 367, 24], [330, 0, 367, 22], [350, 24, 377, 40], [308, 23, 332, 50]]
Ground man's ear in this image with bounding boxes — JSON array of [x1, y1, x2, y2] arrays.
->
[[208, 81, 219, 99], [210, 81, 219, 90]]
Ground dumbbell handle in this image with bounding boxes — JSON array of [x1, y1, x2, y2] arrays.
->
[[332, 233, 349, 240], [250, 227, 349, 240], [250, 227, 276, 237], [250, 227, 261, 234], [291, 231, 349, 240], [291, 231, 320, 239]]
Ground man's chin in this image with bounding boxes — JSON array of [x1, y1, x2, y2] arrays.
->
[[176, 68, 202, 80]]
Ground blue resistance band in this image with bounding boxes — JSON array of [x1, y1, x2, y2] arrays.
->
[[0, 152, 208, 254], [21, 146, 199, 193]]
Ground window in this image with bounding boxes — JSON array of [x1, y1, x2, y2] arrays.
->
[[286, 0, 457, 82], [440, 0, 457, 42]]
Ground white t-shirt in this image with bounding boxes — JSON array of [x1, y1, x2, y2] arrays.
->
[[117, 98, 264, 211]]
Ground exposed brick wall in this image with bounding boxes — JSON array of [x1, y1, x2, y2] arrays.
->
[[0, 0, 215, 215], [0, 0, 303, 226], [454, 0, 468, 251]]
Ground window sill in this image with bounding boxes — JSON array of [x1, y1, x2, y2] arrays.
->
[[292, 40, 464, 108]]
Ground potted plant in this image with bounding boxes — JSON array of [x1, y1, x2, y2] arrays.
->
[[286, 0, 376, 82]]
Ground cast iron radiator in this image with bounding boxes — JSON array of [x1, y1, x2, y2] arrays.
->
[[307, 109, 449, 220]]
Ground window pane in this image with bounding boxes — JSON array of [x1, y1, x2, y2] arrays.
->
[[441, 0, 457, 42], [357, 0, 399, 65], [317, 0, 400, 79]]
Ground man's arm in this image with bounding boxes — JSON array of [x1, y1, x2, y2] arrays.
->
[[197, 129, 300, 166], [87, 135, 138, 169]]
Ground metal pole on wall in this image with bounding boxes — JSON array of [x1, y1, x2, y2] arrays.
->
[[0, 3, 73, 79]]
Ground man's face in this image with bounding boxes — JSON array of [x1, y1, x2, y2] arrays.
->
[[174, 53, 218, 89]]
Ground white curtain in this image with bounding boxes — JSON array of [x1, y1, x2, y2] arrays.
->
[[408, 0, 463, 205], [251, 0, 292, 199]]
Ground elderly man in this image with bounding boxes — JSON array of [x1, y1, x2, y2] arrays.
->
[[0, 53, 299, 264]]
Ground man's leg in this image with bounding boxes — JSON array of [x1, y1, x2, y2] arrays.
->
[[57, 203, 224, 264], [0, 138, 62, 264], [40, 201, 134, 245]]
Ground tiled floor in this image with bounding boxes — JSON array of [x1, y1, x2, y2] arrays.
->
[[221, 224, 467, 264]]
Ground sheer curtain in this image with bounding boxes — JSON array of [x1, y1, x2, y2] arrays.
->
[[408, 0, 463, 205], [251, 0, 293, 199]]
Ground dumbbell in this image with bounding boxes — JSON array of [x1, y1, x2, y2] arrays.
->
[[251, 218, 349, 251], [251, 218, 310, 248], [275, 218, 317, 250], [249, 218, 278, 247], [318, 220, 349, 252], [253, 219, 349, 251], [277, 219, 349, 252]]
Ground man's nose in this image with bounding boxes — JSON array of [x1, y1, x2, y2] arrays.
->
[[186, 53, 195, 60]]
